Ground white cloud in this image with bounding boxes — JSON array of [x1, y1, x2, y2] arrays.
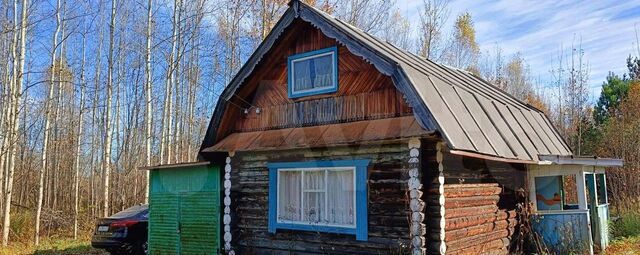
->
[[399, 0, 640, 97]]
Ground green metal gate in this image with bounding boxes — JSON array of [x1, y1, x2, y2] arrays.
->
[[148, 164, 220, 255]]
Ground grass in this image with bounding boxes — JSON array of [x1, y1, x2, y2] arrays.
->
[[0, 238, 107, 255], [611, 211, 640, 239], [605, 236, 640, 255], [605, 204, 640, 255]]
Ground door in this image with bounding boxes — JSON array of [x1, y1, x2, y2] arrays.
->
[[585, 173, 610, 250], [149, 193, 180, 254], [178, 192, 220, 254], [149, 165, 220, 255]]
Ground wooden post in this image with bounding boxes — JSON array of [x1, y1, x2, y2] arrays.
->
[[223, 152, 235, 255], [408, 138, 425, 255]]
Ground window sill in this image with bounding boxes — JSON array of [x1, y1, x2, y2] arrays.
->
[[271, 222, 366, 240], [288, 86, 338, 99], [535, 210, 589, 215]]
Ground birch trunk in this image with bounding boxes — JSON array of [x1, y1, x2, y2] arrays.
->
[[73, 33, 87, 240], [144, 0, 153, 203], [3, 0, 28, 246], [160, 0, 179, 165], [35, 0, 60, 245], [103, 0, 116, 217]]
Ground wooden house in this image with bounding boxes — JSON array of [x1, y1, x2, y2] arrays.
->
[[146, 1, 622, 254]]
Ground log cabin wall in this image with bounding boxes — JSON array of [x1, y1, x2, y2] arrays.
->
[[229, 141, 435, 254], [435, 153, 526, 254], [216, 20, 412, 139]]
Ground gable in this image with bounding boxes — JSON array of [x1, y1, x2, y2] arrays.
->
[[213, 19, 412, 138]]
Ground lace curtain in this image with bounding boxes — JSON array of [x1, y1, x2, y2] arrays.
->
[[292, 53, 334, 92], [277, 168, 355, 226]]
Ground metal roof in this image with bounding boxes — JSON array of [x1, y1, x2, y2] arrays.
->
[[204, 116, 433, 152], [138, 161, 212, 171], [200, 0, 573, 162]]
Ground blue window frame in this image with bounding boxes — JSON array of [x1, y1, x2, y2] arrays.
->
[[287, 47, 339, 98], [267, 159, 369, 241]]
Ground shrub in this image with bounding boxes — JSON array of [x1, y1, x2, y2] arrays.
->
[[611, 211, 640, 239]]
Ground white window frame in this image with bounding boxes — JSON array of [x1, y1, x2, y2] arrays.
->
[[276, 166, 356, 229]]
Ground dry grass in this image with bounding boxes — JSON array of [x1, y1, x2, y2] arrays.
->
[[605, 236, 640, 255], [0, 238, 107, 255]]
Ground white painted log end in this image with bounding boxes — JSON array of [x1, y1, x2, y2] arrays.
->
[[408, 138, 421, 149]]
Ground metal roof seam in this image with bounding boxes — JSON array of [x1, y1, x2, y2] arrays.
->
[[427, 75, 480, 152], [523, 110, 564, 154], [539, 112, 572, 154], [447, 68, 532, 111], [491, 101, 536, 160], [505, 105, 549, 154], [451, 86, 499, 155], [472, 93, 522, 159]]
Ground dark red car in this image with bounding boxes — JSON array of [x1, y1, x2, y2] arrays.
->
[[91, 204, 148, 255]]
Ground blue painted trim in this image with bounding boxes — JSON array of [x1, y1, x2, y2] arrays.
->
[[287, 46, 339, 99], [355, 163, 368, 241], [267, 159, 369, 241], [268, 167, 278, 233]]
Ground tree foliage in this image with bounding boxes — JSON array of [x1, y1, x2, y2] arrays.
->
[[594, 72, 630, 125], [447, 12, 480, 73], [597, 81, 640, 207]]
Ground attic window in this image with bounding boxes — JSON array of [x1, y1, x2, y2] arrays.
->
[[287, 47, 338, 98]]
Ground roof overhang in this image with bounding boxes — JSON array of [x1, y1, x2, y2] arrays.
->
[[448, 149, 538, 164], [203, 116, 434, 152], [538, 155, 623, 167], [138, 161, 212, 171]]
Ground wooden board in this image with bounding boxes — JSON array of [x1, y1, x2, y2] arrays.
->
[[215, 20, 412, 140]]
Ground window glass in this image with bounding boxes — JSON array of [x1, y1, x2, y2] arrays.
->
[[278, 171, 301, 222], [562, 175, 579, 207], [289, 48, 337, 97], [535, 176, 562, 211], [596, 173, 607, 205], [277, 167, 355, 227], [327, 170, 354, 225]]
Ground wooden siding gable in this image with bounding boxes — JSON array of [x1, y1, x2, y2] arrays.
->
[[199, 0, 572, 163]]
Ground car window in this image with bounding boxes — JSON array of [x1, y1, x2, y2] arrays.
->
[[109, 204, 148, 219]]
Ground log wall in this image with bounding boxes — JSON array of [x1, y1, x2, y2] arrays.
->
[[229, 141, 436, 254], [441, 183, 517, 254], [427, 153, 526, 254]]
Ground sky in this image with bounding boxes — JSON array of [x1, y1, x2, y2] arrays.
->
[[399, 0, 640, 100]]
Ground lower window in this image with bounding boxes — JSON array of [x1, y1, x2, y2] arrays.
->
[[278, 167, 355, 227], [267, 160, 369, 241]]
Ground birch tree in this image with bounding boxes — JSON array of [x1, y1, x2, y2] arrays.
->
[[104, 0, 117, 217], [144, 0, 153, 203], [3, 0, 28, 245], [416, 0, 449, 60], [36, 0, 62, 245], [446, 12, 480, 73], [73, 30, 88, 240]]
